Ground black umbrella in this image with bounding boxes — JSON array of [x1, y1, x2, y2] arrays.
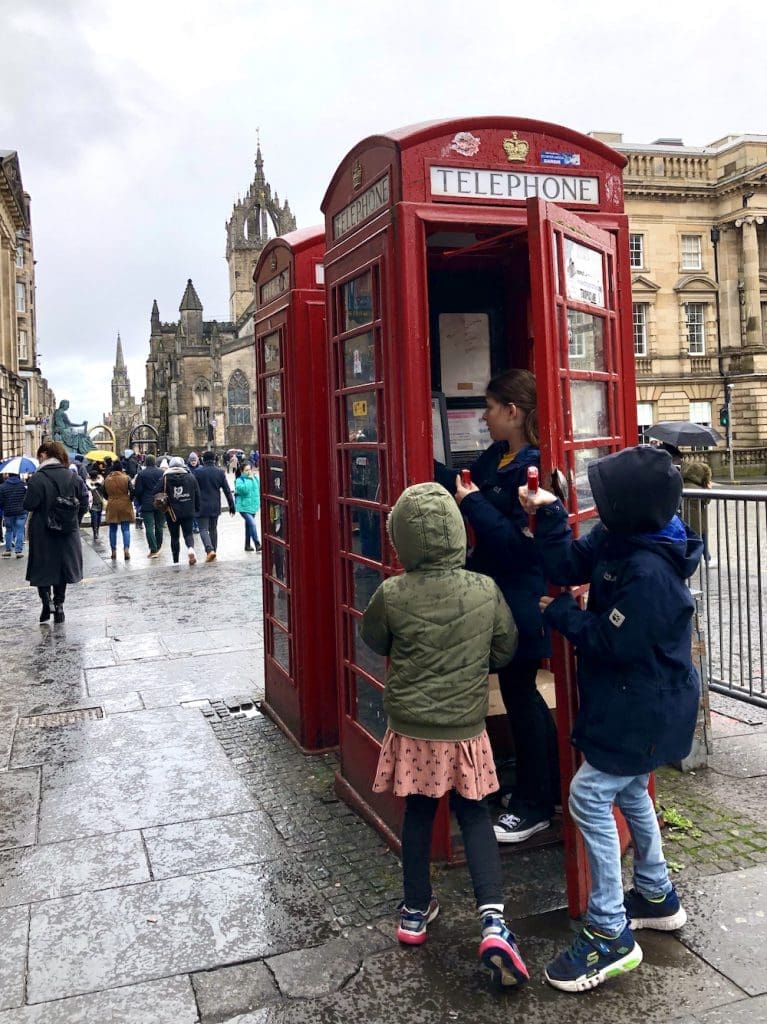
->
[[645, 421, 723, 447]]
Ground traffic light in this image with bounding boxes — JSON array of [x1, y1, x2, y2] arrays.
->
[[719, 406, 729, 428]]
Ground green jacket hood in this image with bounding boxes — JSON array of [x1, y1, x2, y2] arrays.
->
[[388, 482, 466, 571]]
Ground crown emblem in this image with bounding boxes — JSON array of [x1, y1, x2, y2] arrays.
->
[[352, 159, 363, 190], [502, 132, 529, 163]]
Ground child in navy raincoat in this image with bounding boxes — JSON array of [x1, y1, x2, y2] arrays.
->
[[518, 445, 703, 994]]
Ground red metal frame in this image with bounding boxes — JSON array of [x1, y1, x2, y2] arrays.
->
[[321, 117, 637, 910], [253, 227, 338, 752]]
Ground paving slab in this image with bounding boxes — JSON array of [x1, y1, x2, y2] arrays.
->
[[164, 626, 257, 655], [708, 732, 767, 778], [111, 635, 168, 661], [267, 936, 361, 998], [0, 712, 17, 770], [143, 811, 285, 879], [10, 705, 221, 767], [86, 650, 260, 697], [192, 960, 280, 1023], [0, 976, 198, 1023], [0, 831, 149, 908], [27, 863, 335, 1003], [0, 681, 89, 720], [139, 682, 229, 710], [672, 994, 767, 1023], [678, 863, 767, 995], [0, 906, 28, 1010], [37, 744, 257, 843], [0, 768, 39, 851]]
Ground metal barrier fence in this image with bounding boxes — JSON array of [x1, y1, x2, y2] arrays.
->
[[684, 486, 767, 708]]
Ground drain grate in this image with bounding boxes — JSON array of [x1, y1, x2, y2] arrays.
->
[[19, 708, 104, 728]]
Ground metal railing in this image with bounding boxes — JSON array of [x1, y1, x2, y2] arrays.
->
[[684, 486, 767, 707]]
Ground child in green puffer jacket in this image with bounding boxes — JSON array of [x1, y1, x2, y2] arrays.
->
[[361, 481, 527, 990]]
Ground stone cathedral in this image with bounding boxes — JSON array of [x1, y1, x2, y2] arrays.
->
[[110, 146, 296, 455]]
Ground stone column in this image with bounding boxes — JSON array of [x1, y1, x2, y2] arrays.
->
[[737, 215, 764, 347]]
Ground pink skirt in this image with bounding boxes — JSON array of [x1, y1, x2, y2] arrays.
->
[[372, 728, 499, 800]]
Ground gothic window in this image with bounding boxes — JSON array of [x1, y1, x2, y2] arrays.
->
[[194, 379, 210, 429], [227, 370, 251, 425]]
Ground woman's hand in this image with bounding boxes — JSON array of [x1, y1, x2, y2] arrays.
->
[[518, 484, 558, 513], [539, 595, 555, 612], [455, 474, 479, 505]]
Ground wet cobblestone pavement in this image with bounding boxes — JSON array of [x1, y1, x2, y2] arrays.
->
[[0, 515, 766, 1022]]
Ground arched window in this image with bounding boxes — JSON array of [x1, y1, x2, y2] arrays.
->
[[194, 379, 211, 429], [228, 370, 251, 425]]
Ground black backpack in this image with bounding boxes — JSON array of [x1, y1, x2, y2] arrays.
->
[[44, 471, 80, 534]]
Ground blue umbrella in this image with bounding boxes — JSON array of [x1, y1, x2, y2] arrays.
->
[[0, 455, 39, 474]]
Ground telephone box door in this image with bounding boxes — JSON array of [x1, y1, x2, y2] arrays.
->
[[527, 197, 636, 918]]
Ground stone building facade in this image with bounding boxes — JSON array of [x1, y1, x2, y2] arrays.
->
[[119, 146, 296, 455], [0, 151, 56, 458], [591, 132, 767, 461]]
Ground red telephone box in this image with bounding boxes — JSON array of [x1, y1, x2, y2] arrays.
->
[[321, 117, 637, 915], [253, 226, 338, 752]]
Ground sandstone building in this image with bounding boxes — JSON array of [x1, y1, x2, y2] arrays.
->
[[592, 131, 767, 468], [115, 146, 296, 455], [0, 151, 56, 458]]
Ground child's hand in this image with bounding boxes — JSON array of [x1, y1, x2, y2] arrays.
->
[[539, 596, 555, 612], [518, 484, 558, 513], [455, 474, 479, 504]]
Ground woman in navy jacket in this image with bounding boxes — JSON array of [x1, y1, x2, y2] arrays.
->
[[438, 368, 559, 843]]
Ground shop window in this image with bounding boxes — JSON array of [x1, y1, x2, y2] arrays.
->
[[227, 369, 251, 425], [689, 400, 712, 427], [15, 282, 26, 313], [685, 303, 706, 354], [629, 233, 644, 269], [632, 303, 648, 356], [681, 234, 702, 270]]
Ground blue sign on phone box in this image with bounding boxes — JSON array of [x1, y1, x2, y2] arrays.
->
[[540, 151, 581, 167]]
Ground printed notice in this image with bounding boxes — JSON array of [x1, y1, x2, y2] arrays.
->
[[447, 408, 490, 453], [565, 239, 605, 307], [439, 313, 491, 398]]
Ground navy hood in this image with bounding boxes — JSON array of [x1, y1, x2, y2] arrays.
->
[[588, 445, 682, 535]]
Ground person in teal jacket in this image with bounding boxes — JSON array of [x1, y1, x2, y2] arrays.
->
[[234, 463, 261, 552]]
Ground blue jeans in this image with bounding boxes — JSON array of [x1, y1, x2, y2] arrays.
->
[[568, 760, 672, 935], [240, 511, 260, 547], [109, 522, 131, 551], [4, 514, 26, 553]]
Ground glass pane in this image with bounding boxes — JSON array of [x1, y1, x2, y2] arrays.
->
[[567, 310, 606, 371], [351, 561, 384, 612], [267, 499, 287, 542], [350, 507, 382, 562], [265, 374, 282, 413], [266, 417, 284, 455], [573, 447, 611, 510], [355, 673, 387, 741], [351, 615, 386, 682], [263, 332, 281, 372], [265, 461, 286, 498], [271, 580, 289, 629], [348, 448, 380, 502], [343, 331, 375, 385], [343, 271, 373, 331], [345, 390, 379, 442], [564, 239, 604, 307], [267, 540, 288, 585], [270, 622, 290, 675], [570, 381, 609, 439]]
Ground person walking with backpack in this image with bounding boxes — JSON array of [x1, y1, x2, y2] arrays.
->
[[23, 440, 88, 623], [155, 456, 201, 565], [0, 472, 28, 558], [361, 482, 528, 990], [193, 450, 235, 561]]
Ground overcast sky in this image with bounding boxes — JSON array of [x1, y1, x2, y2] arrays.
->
[[2, 0, 765, 433]]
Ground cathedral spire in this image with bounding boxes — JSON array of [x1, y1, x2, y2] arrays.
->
[[115, 333, 125, 370], [179, 279, 203, 312]]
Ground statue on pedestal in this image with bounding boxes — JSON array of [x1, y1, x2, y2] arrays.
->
[[52, 400, 94, 456]]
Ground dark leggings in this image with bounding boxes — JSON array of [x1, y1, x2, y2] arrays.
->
[[165, 516, 195, 562], [38, 584, 66, 606], [498, 656, 560, 813], [402, 792, 503, 911]]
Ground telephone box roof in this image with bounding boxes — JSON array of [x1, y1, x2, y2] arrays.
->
[[322, 116, 627, 211]]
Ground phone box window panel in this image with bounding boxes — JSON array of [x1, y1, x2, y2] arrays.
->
[[345, 391, 379, 442], [573, 446, 610, 510], [267, 500, 287, 542], [270, 621, 290, 675], [266, 462, 286, 499], [344, 271, 374, 332], [567, 310, 606, 372], [348, 448, 380, 503], [351, 615, 387, 682], [267, 540, 288, 586], [355, 674, 387, 742], [570, 381, 609, 440], [263, 332, 281, 373], [343, 331, 376, 386], [266, 418, 284, 456], [270, 580, 289, 630], [265, 375, 282, 413], [351, 561, 384, 613]]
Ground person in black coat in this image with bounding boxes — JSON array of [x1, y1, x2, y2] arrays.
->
[[193, 450, 235, 561], [153, 457, 201, 566], [24, 440, 88, 623], [133, 454, 165, 557]]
